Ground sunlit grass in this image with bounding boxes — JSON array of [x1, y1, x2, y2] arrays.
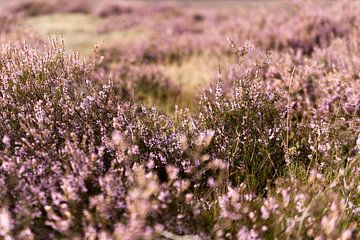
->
[[160, 52, 232, 111], [24, 13, 152, 56]]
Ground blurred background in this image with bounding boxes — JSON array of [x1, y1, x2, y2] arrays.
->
[[0, 0, 355, 113]]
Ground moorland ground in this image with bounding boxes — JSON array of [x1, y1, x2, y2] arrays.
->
[[0, 0, 359, 239]]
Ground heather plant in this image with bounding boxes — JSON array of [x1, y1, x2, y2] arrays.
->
[[197, 42, 285, 195], [0, 39, 127, 238], [0, 39, 121, 164], [1, 1, 360, 239], [206, 1, 360, 58], [213, 154, 360, 239], [1, 36, 359, 240], [0, 39, 201, 238], [99, 36, 209, 66], [93, 1, 360, 115]]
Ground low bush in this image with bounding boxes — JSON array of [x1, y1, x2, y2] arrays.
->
[[0, 38, 358, 239], [0, 1, 359, 239]]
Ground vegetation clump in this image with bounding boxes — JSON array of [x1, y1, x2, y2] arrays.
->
[[0, 1, 359, 239]]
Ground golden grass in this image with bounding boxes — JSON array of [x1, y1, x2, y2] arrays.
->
[[24, 13, 152, 56], [159, 52, 232, 112]]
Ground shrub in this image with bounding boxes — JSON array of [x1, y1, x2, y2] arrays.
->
[[0, 1, 360, 237], [198, 43, 285, 194], [0, 39, 117, 153]]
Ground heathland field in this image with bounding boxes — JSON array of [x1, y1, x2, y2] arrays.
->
[[0, 1, 359, 239]]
